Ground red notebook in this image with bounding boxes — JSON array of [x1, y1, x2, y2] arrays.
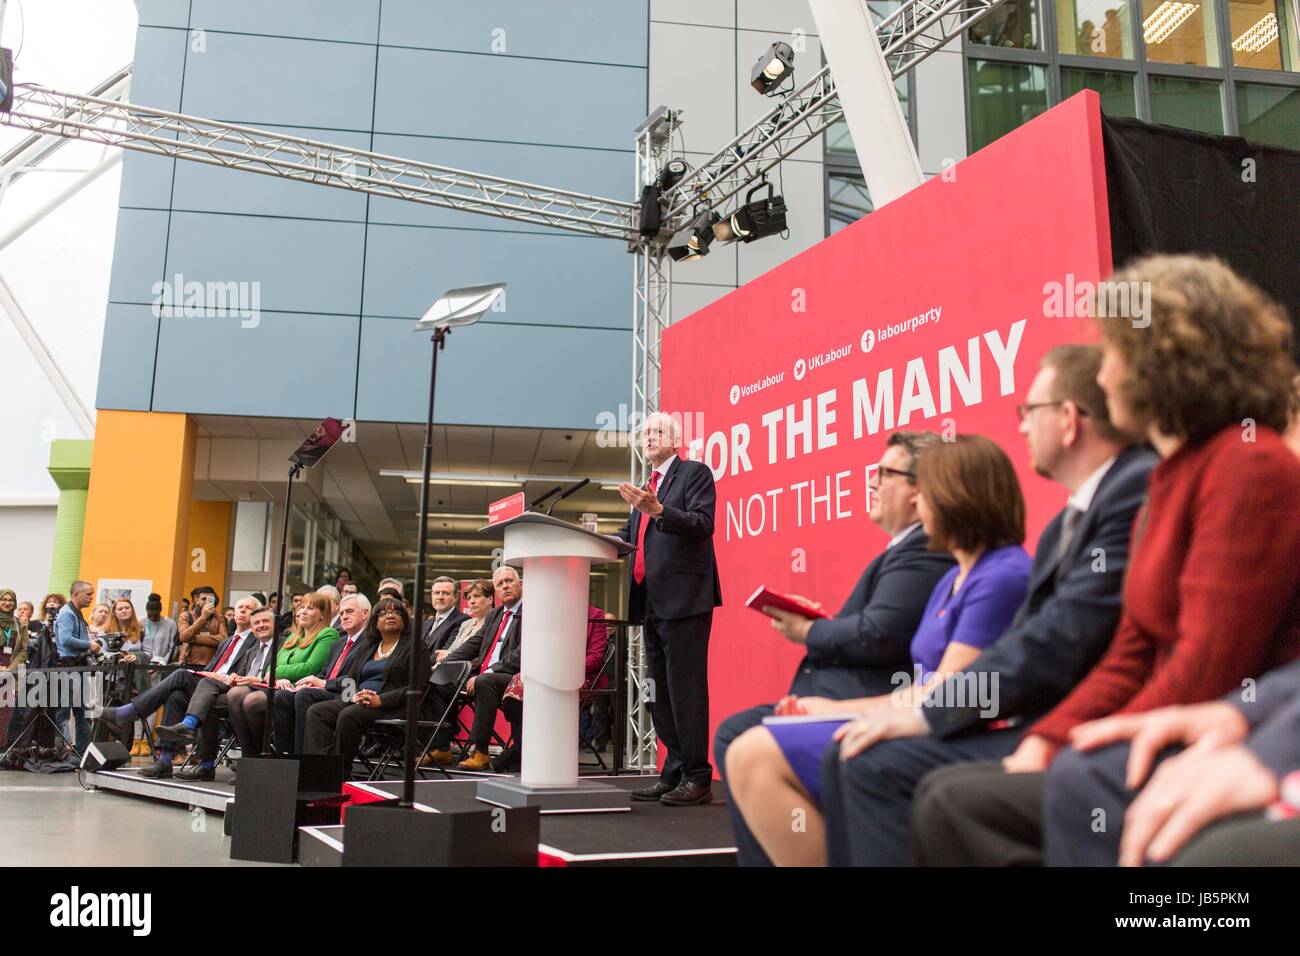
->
[[745, 585, 830, 620]]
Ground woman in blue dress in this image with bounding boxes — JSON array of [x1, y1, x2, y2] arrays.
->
[[725, 434, 1032, 866]]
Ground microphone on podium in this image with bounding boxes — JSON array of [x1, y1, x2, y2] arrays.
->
[[546, 478, 591, 516]]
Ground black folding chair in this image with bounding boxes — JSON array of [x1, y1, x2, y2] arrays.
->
[[367, 661, 473, 781]]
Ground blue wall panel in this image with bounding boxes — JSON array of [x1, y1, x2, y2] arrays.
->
[[374, 47, 642, 149], [162, 212, 366, 316], [361, 224, 628, 327], [104, 2, 646, 429], [152, 311, 360, 418], [355, 316, 628, 427], [181, 32, 376, 130], [379, 0, 648, 66]]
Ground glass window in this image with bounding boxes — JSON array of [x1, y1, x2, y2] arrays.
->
[[969, 0, 1042, 49], [968, 60, 1050, 150], [1061, 67, 1140, 115], [1236, 82, 1300, 146], [1149, 74, 1225, 132], [1141, 0, 1220, 66], [1228, 0, 1300, 72], [828, 173, 873, 233], [1057, 0, 1135, 58]]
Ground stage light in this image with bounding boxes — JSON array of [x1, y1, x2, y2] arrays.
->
[[750, 42, 795, 95], [712, 181, 788, 244], [658, 157, 688, 190], [667, 208, 719, 261], [1142, 2, 1199, 46]]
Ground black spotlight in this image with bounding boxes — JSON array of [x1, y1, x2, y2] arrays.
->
[[657, 157, 688, 191], [750, 42, 794, 95], [713, 181, 788, 243], [667, 208, 719, 262]]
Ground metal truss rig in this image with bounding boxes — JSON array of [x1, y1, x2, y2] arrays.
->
[[661, 0, 1011, 222], [2, 84, 639, 241]]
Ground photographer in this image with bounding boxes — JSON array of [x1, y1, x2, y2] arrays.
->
[[178, 586, 223, 669], [52, 580, 97, 759]]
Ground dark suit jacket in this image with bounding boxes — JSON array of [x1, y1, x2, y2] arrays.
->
[[232, 637, 275, 679], [443, 602, 522, 677], [1236, 659, 1300, 776], [617, 457, 722, 623], [421, 609, 469, 658], [792, 525, 956, 698], [208, 632, 253, 675], [316, 629, 369, 693], [339, 630, 430, 711], [923, 445, 1158, 737]]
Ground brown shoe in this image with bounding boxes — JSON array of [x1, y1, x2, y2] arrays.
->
[[456, 750, 492, 771], [421, 749, 456, 767]]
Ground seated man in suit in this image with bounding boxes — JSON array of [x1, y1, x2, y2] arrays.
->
[[423, 565, 523, 770], [152, 611, 277, 768], [420, 576, 468, 663], [714, 430, 955, 866], [816, 344, 1155, 866], [271, 592, 371, 753], [99, 607, 261, 779], [1039, 657, 1300, 866]]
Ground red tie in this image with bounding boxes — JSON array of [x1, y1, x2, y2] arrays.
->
[[211, 635, 242, 673], [327, 636, 355, 681], [479, 608, 513, 675], [632, 471, 660, 584]]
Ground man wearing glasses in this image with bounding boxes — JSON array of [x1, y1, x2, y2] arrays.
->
[[714, 430, 955, 865]]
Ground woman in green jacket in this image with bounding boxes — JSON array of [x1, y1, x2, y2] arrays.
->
[[225, 592, 339, 756]]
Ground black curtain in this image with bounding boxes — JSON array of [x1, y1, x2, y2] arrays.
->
[[1102, 115, 1300, 348]]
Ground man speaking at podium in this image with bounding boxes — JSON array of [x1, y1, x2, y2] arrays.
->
[[618, 412, 722, 806]]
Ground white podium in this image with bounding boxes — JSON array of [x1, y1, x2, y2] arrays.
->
[[474, 512, 635, 812]]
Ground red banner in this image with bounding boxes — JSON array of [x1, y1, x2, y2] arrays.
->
[[660, 93, 1113, 763]]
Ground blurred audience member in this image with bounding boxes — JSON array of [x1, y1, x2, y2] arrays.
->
[[912, 254, 1300, 866]]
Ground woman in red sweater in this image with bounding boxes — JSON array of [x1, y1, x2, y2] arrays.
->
[[910, 254, 1300, 866]]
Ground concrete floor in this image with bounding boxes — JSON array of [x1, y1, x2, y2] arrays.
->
[[0, 770, 284, 867]]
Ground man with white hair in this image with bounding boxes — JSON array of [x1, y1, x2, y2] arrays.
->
[[617, 412, 722, 806], [272, 592, 372, 752], [317, 584, 342, 629]]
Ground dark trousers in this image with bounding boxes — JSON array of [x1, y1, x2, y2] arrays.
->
[[129, 668, 202, 719], [500, 696, 523, 752], [183, 677, 231, 761], [467, 671, 512, 753], [303, 697, 389, 771], [1169, 814, 1300, 865], [645, 609, 712, 786], [1042, 742, 1183, 866], [820, 727, 1024, 866], [272, 687, 334, 754], [426, 671, 512, 752], [910, 761, 1048, 865], [714, 704, 776, 866]]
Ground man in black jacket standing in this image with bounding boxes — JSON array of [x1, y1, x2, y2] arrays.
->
[[715, 430, 953, 863], [618, 412, 722, 807]]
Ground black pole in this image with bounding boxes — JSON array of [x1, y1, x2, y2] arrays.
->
[[262, 460, 301, 754], [404, 326, 446, 807]]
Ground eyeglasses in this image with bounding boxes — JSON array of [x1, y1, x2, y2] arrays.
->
[[1016, 401, 1089, 422], [377, 607, 403, 618], [869, 463, 915, 483]]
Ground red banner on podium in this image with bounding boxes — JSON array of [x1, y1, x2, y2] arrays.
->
[[487, 492, 526, 526]]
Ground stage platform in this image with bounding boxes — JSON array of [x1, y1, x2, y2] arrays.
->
[[85, 763, 738, 866], [303, 775, 737, 867]]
